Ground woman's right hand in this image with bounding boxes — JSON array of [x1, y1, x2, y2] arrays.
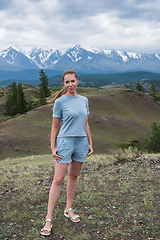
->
[[51, 148, 62, 162]]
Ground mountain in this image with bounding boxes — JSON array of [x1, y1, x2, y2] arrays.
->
[[27, 48, 62, 69], [0, 46, 39, 71], [0, 45, 160, 74]]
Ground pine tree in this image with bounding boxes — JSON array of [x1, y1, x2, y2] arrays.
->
[[146, 122, 160, 153], [135, 81, 144, 92], [17, 83, 27, 114], [5, 81, 18, 116], [5, 82, 27, 116], [39, 69, 50, 97], [28, 100, 33, 111], [39, 87, 47, 106], [11, 81, 18, 116], [5, 92, 12, 115], [124, 84, 129, 89], [148, 84, 159, 100]]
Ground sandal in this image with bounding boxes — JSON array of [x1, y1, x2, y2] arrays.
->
[[40, 219, 52, 236], [64, 208, 80, 223]]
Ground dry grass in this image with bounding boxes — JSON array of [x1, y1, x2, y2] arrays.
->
[[0, 88, 160, 160], [0, 152, 160, 239]]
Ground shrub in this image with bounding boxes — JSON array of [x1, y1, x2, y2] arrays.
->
[[145, 122, 160, 153]]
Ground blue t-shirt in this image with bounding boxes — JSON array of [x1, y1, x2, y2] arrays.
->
[[53, 94, 90, 137]]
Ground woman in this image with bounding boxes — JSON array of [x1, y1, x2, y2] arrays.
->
[[41, 70, 93, 236]]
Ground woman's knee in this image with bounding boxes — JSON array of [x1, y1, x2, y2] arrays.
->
[[68, 171, 78, 180], [53, 176, 64, 185]]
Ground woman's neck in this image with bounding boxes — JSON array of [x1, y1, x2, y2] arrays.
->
[[65, 92, 78, 97]]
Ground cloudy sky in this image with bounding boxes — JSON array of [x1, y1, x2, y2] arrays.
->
[[0, 0, 160, 54]]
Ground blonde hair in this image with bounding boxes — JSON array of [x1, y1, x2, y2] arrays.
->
[[48, 70, 78, 103]]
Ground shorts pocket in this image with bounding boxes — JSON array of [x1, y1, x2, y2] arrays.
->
[[84, 137, 89, 150], [56, 138, 65, 152]]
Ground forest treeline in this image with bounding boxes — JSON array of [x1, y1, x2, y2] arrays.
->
[[4, 69, 50, 116]]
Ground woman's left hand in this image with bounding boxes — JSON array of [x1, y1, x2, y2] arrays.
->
[[87, 146, 93, 157]]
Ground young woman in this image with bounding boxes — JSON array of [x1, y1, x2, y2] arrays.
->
[[41, 70, 93, 236]]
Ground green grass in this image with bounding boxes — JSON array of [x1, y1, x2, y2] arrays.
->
[[0, 153, 160, 239], [87, 89, 160, 152], [0, 87, 160, 160]]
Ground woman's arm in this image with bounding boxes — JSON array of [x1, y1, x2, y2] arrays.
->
[[51, 117, 62, 162], [85, 116, 93, 157]]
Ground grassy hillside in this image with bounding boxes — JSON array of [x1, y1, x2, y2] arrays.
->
[[0, 87, 160, 160], [0, 153, 160, 239], [86, 88, 160, 152]]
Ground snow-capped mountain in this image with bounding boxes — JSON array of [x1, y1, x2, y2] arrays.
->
[[0, 46, 39, 70], [27, 48, 62, 69], [0, 45, 160, 73]]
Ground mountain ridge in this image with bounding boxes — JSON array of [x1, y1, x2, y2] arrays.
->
[[0, 70, 160, 89], [0, 45, 160, 73]]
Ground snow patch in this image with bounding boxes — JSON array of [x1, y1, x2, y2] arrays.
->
[[40, 51, 53, 63], [67, 54, 73, 61], [117, 51, 128, 62], [155, 54, 160, 60], [51, 60, 59, 65], [102, 49, 112, 55], [72, 51, 82, 62], [0, 50, 8, 58], [68, 52, 82, 62], [127, 52, 141, 59], [80, 45, 100, 54]]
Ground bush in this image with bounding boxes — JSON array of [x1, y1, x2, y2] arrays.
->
[[148, 84, 160, 101], [145, 122, 160, 153]]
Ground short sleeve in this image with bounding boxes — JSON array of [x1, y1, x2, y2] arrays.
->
[[86, 98, 90, 115], [53, 99, 61, 118]]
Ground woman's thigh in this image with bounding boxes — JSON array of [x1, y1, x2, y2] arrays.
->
[[68, 160, 83, 177], [53, 162, 68, 183]]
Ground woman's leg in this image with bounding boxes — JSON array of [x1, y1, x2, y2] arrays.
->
[[42, 162, 68, 232], [65, 160, 83, 219]]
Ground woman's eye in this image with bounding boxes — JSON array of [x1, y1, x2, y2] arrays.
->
[[65, 80, 75, 84]]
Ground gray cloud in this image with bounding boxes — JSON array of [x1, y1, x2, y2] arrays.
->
[[0, 0, 160, 53], [55, 0, 160, 21], [0, 0, 12, 10]]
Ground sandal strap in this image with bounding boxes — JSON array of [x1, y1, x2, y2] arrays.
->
[[43, 218, 52, 225], [45, 219, 52, 222], [41, 227, 51, 232], [66, 208, 73, 213], [72, 215, 80, 220]]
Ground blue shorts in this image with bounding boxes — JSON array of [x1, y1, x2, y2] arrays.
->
[[56, 137, 89, 164]]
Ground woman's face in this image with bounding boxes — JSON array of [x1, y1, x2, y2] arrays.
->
[[63, 73, 78, 94]]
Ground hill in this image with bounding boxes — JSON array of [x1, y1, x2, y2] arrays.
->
[[0, 88, 160, 160], [1, 153, 160, 239]]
